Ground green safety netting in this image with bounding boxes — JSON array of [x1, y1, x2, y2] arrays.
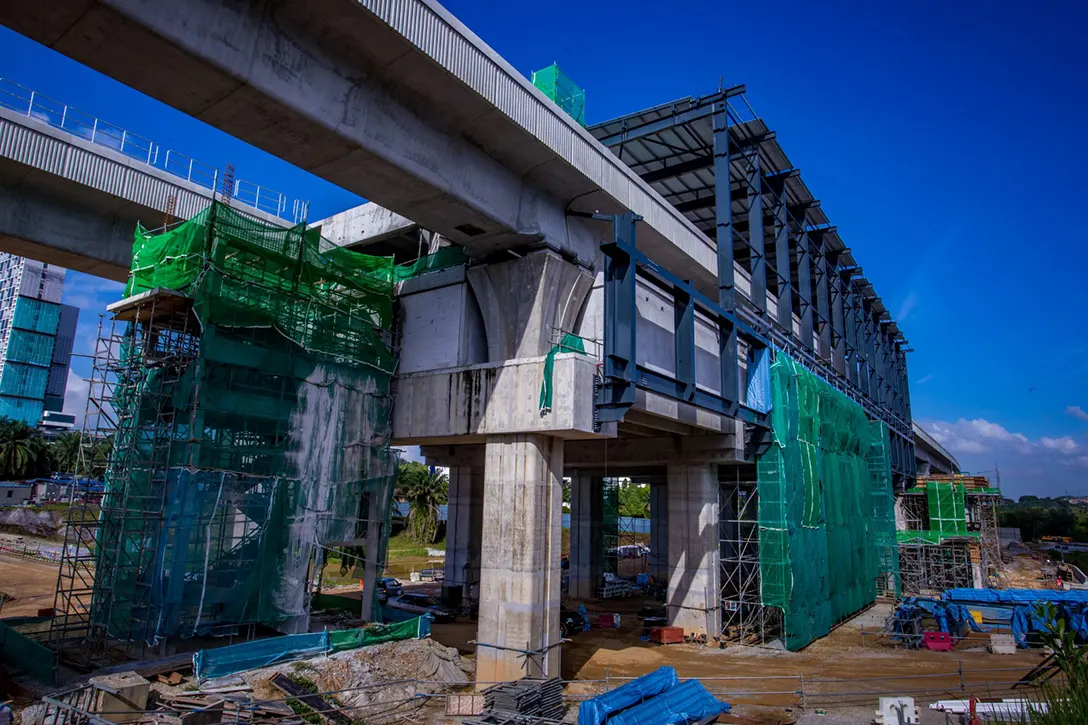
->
[[539, 332, 587, 412], [756, 352, 898, 650], [531, 63, 587, 126], [926, 481, 969, 537], [0, 620, 55, 684], [90, 202, 465, 645]]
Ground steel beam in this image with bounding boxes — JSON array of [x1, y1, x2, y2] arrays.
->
[[596, 88, 746, 147]]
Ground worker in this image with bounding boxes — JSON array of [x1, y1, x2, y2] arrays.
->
[[1056, 575, 1064, 591]]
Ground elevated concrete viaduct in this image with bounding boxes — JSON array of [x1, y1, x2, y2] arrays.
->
[[3, 0, 916, 678]]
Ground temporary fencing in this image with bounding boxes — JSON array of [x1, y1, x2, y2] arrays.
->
[[755, 351, 898, 650], [52, 201, 465, 651]]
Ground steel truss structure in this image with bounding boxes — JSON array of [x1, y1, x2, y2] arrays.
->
[[586, 88, 915, 482], [718, 466, 783, 645]]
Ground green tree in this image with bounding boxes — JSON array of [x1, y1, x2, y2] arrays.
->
[[617, 480, 650, 518], [51, 431, 83, 475], [396, 463, 448, 545], [0, 417, 52, 479]]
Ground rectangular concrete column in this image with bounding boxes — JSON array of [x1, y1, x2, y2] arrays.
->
[[443, 465, 484, 606], [477, 434, 563, 684], [649, 482, 669, 583], [569, 472, 603, 600], [666, 464, 721, 636]]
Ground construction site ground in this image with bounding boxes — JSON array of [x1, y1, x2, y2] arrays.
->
[[1, 548, 1056, 724]]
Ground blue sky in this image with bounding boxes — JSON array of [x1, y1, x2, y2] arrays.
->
[[3, 0, 1086, 498]]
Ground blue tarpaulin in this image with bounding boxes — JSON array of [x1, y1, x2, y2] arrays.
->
[[607, 679, 730, 725], [943, 588, 1088, 605], [578, 667, 679, 725]]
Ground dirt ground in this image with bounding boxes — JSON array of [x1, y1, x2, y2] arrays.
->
[[0, 553, 59, 617]]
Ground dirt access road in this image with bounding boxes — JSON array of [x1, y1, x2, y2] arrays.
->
[[0, 553, 59, 617]]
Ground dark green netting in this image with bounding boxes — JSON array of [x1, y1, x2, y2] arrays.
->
[[531, 63, 587, 126], [91, 203, 463, 645], [756, 352, 898, 650]]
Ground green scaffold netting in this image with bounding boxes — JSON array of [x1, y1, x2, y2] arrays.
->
[[91, 203, 464, 645], [756, 352, 898, 650]]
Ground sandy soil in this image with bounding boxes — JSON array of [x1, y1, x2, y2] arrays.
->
[[0, 553, 60, 617]]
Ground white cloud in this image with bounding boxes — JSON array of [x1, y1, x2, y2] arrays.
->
[[915, 374, 934, 385], [897, 292, 919, 322], [63, 368, 89, 426], [918, 417, 1088, 497], [1067, 405, 1088, 422], [1041, 436, 1079, 454]]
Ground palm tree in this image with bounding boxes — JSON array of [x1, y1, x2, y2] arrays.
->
[[52, 431, 83, 475], [0, 418, 39, 479], [398, 466, 449, 545]]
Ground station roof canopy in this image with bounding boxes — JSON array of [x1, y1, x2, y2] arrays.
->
[[588, 89, 906, 346]]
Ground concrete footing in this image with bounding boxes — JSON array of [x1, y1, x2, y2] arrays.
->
[[666, 463, 720, 636], [476, 434, 563, 684]]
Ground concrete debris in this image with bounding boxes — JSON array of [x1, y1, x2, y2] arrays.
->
[[0, 509, 62, 538], [242, 637, 472, 724]]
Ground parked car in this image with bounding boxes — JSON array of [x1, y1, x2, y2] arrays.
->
[[388, 593, 456, 622], [418, 568, 445, 582], [376, 577, 403, 597]]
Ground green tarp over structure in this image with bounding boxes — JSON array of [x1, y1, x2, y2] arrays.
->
[[756, 352, 898, 650]]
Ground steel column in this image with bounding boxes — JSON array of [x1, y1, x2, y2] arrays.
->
[[814, 235, 831, 360], [829, 254, 845, 376], [796, 229, 814, 350], [675, 286, 696, 402], [746, 151, 766, 316], [714, 103, 739, 408], [772, 188, 792, 336]]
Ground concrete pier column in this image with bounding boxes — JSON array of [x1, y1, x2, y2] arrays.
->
[[649, 482, 669, 583], [476, 434, 564, 684], [666, 464, 721, 636], [443, 465, 484, 606], [569, 472, 604, 600]]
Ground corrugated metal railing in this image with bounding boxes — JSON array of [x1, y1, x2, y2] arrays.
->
[[0, 78, 309, 223]]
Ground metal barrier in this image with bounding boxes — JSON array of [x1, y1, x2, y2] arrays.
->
[[0, 78, 308, 223]]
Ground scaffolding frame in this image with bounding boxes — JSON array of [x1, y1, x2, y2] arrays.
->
[[718, 466, 783, 645], [898, 540, 976, 595]]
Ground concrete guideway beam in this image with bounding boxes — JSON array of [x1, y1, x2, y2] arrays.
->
[[666, 463, 721, 636], [0, 0, 599, 267], [0, 106, 288, 280], [477, 433, 564, 683]]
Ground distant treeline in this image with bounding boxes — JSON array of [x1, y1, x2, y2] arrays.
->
[[999, 495, 1088, 542]]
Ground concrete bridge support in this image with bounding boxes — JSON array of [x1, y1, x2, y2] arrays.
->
[[476, 434, 564, 684], [649, 482, 670, 583], [442, 465, 484, 606], [666, 464, 721, 636], [569, 472, 605, 601]]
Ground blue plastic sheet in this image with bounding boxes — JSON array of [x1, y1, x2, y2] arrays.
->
[[607, 680, 730, 725], [943, 588, 1088, 605], [578, 667, 679, 725], [194, 631, 328, 681]]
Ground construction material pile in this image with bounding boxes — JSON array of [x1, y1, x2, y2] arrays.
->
[[477, 678, 564, 721], [578, 667, 729, 725]]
